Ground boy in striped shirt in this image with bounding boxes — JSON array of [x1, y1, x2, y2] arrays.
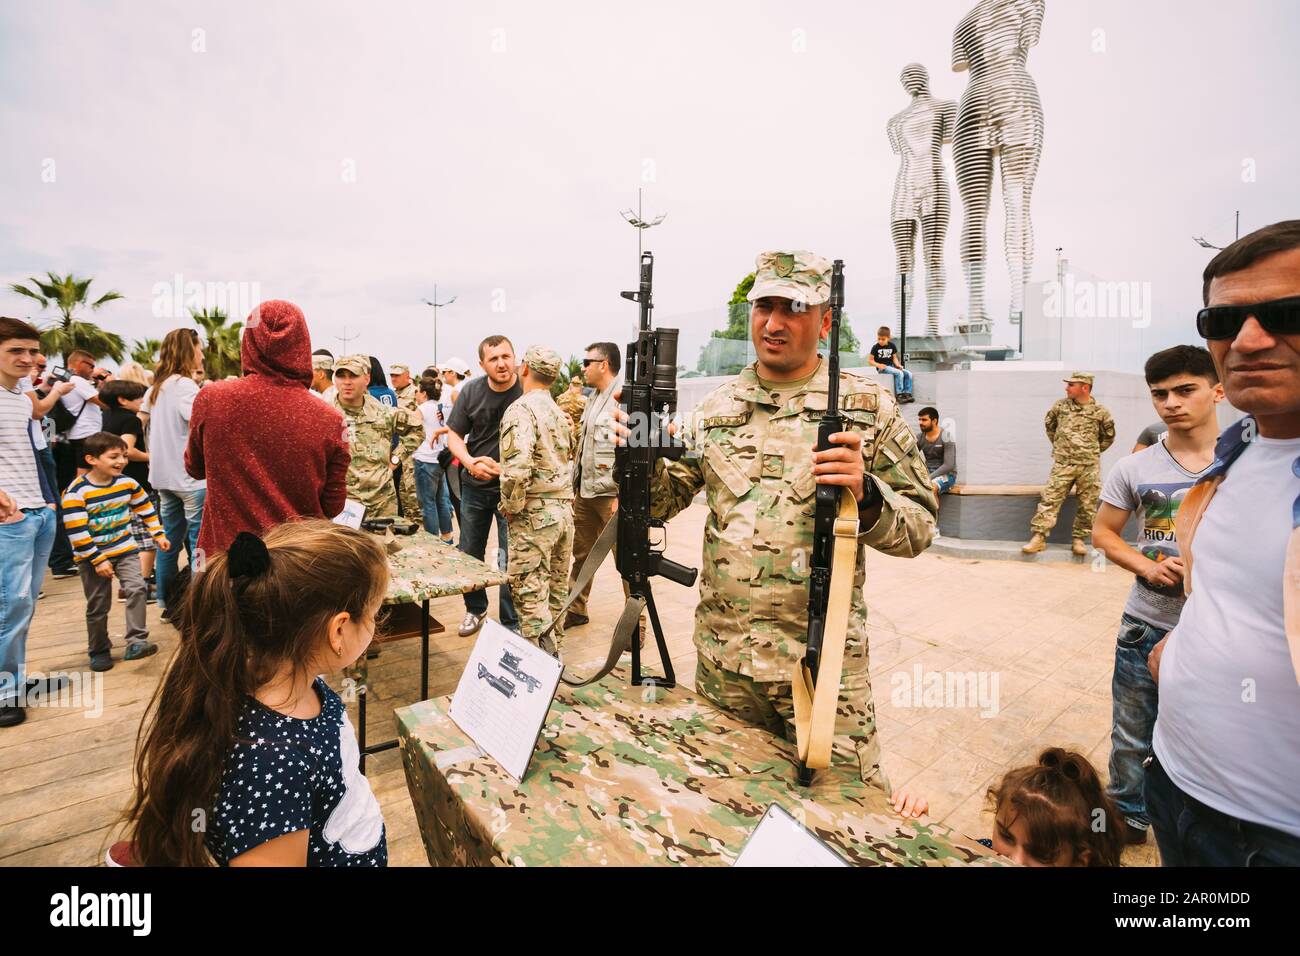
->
[[63, 432, 171, 671]]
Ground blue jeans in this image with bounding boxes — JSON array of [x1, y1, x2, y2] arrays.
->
[[458, 481, 517, 627], [37, 447, 75, 571], [879, 366, 913, 395], [1144, 755, 1300, 866], [1107, 612, 1165, 830], [414, 459, 454, 537], [156, 487, 205, 612], [0, 507, 57, 705]]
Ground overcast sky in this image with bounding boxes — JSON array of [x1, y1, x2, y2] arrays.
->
[[3, 0, 1297, 373]]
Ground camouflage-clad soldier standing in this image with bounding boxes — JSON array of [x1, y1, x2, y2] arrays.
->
[[500, 346, 575, 654], [1023, 372, 1116, 556], [390, 362, 424, 524], [555, 377, 587, 456], [645, 251, 938, 792], [332, 355, 424, 519]]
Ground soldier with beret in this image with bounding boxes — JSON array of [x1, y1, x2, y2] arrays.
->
[[624, 250, 938, 791], [331, 355, 423, 518], [499, 346, 575, 654], [1023, 372, 1116, 555]]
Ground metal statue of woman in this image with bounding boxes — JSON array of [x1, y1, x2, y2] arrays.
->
[[887, 63, 957, 337], [952, 0, 1045, 329]]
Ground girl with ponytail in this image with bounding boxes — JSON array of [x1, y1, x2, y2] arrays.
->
[[984, 747, 1126, 866], [889, 746, 1126, 866], [123, 519, 391, 866]]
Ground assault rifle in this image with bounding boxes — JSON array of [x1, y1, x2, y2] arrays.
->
[[615, 251, 697, 688], [796, 259, 874, 786]]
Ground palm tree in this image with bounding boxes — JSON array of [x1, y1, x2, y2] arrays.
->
[[550, 355, 585, 399], [130, 338, 163, 368], [9, 271, 125, 361], [190, 307, 243, 379]]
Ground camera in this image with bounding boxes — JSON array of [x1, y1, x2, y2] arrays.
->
[[46, 365, 73, 383]]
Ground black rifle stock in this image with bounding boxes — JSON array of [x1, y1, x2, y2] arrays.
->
[[616, 251, 697, 688]]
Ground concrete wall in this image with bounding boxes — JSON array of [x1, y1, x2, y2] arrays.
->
[[930, 366, 1241, 486]]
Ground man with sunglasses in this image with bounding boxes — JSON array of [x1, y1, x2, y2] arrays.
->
[[563, 342, 623, 629], [1145, 219, 1300, 866], [57, 350, 107, 482]]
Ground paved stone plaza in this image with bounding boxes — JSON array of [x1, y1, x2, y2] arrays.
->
[[2, 500, 1157, 866]]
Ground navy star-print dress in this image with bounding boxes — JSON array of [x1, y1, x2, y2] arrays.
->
[[207, 677, 387, 866]]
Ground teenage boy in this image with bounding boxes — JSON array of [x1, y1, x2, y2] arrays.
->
[[62, 432, 171, 671], [0, 318, 63, 727], [870, 326, 913, 403], [1092, 345, 1222, 846]]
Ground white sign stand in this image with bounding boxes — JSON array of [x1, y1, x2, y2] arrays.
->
[[448, 620, 563, 782], [734, 803, 849, 867]]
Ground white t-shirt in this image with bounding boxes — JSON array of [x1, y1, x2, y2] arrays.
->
[[141, 375, 205, 492], [413, 398, 450, 464], [1099, 441, 1210, 631], [0, 382, 47, 509], [61, 375, 103, 440], [1152, 434, 1300, 838]]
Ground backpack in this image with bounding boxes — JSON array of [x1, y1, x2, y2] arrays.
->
[[49, 387, 86, 438]]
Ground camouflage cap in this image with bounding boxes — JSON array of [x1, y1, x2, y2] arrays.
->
[[333, 354, 370, 377], [389, 363, 410, 376], [747, 250, 833, 307], [1064, 371, 1094, 386], [523, 345, 563, 380], [312, 354, 335, 372]]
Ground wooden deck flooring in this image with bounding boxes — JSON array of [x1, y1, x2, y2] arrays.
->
[[1, 502, 1158, 866]]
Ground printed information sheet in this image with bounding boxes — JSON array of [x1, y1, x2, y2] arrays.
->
[[448, 620, 562, 781]]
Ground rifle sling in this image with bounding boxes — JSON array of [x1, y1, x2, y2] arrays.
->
[[535, 513, 644, 686], [792, 487, 861, 773]]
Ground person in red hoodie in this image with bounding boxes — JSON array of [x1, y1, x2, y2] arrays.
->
[[185, 300, 350, 554]]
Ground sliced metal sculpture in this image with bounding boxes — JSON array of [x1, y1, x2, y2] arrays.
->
[[952, 0, 1045, 330], [887, 63, 957, 337]]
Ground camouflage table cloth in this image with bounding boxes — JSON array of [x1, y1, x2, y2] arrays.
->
[[383, 531, 508, 605], [397, 668, 1002, 866]]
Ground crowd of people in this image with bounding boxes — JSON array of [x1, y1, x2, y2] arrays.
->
[[0, 220, 1295, 869]]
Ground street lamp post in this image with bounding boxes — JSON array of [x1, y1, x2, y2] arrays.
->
[[1193, 210, 1241, 251], [620, 187, 666, 261], [421, 285, 458, 367]]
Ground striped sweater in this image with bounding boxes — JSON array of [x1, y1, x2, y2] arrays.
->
[[62, 473, 164, 566]]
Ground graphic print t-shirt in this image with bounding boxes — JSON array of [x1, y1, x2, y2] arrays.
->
[[208, 678, 387, 867], [1099, 440, 1210, 631], [870, 341, 898, 366]]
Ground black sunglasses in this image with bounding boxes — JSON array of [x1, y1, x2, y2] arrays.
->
[[581, 358, 606, 366], [1196, 294, 1300, 340]]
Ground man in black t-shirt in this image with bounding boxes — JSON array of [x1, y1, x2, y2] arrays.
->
[[443, 335, 523, 636], [869, 325, 914, 403]]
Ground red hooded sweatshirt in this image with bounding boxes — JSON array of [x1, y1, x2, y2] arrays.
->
[[186, 300, 350, 553]]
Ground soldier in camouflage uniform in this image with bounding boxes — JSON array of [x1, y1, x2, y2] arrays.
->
[[1023, 372, 1116, 556], [555, 376, 587, 456], [641, 251, 938, 793], [499, 346, 575, 655], [332, 355, 424, 519], [390, 362, 424, 524]]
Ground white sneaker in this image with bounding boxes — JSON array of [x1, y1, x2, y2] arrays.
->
[[458, 613, 484, 637]]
